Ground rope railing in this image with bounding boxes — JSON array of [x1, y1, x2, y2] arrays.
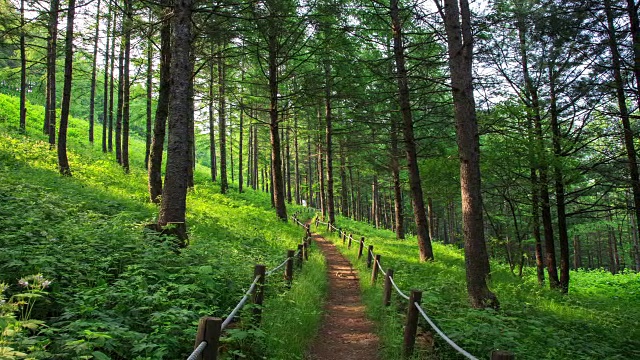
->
[[185, 212, 315, 360], [414, 302, 479, 360], [320, 219, 513, 360], [221, 274, 262, 330]]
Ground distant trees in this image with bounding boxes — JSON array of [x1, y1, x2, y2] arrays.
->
[[3, 0, 640, 301]]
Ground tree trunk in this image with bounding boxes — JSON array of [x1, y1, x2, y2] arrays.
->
[[372, 175, 379, 228], [318, 141, 326, 219], [145, 14, 153, 169], [605, 0, 640, 259], [286, 119, 292, 202], [441, 0, 497, 307], [115, 38, 124, 165], [45, 0, 59, 145], [187, 60, 195, 188], [108, 12, 116, 152], [307, 126, 313, 206], [148, 0, 171, 203], [607, 212, 619, 274], [57, 0, 76, 176], [390, 113, 404, 239], [218, 44, 228, 194], [157, 0, 193, 245], [88, 0, 101, 144], [295, 116, 301, 204], [268, 33, 287, 220], [516, 15, 545, 286], [549, 64, 569, 293], [239, 99, 244, 193], [19, 0, 26, 132], [102, 1, 112, 153], [209, 44, 217, 182], [627, 0, 640, 110], [339, 143, 348, 216], [253, 124, 259, 190], [392, 0, 433, 261], [121, 0, 131, 173], [325, 62, 335, 223]]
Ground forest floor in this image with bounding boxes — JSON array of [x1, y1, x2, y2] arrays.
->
[[305, 231, 380, 360]]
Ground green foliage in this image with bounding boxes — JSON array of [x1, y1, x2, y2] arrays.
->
[[0, 94, 325, 359], [318, 216, 640, 360]]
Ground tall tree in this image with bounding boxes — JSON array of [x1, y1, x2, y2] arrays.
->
[[57, 0, 76, 176], [148, 0, 171, 203], [88, 0, 101, 144], [439, 0, 498, 307], [157, 0, 193, 244], [102, 0, 112, 153], [391, 0, 433, 261], [45, 0, 59, 145], [18, 0, 26, 132], [121, 0, 132, 173]]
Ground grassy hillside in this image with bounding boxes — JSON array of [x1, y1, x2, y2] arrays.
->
[[0, 94, 326, 359], [316, 217, 640, 360]]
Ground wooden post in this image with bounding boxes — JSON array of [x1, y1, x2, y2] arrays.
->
[[403, 290, 422, 358], [383, 268, 394, 306], [315, 218, 318, 228], [357, 237, 365, 259], [491, 350, 515, 360], [297, 244, 304, 268], [306, 224, 311, 238], [327, 221, 331, 231], [348, 234, 353, 249], [253, 264, 266, 323], [303, 241, 309, 260], [371, 255, 381, 285], [285, 250, 294, 287], [194, 317, 222, 360], [366, 245, 374, 268], [342, 231, 346, 244]]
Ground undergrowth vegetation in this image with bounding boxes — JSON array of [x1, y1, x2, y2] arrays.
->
[[0, 94, 326, 359], [316, 216, 640, 360]]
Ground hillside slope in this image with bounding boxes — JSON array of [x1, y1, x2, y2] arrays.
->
[[0, 94, 325, 359]]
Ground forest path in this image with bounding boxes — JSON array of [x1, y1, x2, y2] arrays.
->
[[305, 230, 380, 360]]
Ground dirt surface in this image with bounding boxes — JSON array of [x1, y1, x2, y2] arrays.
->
[[306, 232, 380, 360]]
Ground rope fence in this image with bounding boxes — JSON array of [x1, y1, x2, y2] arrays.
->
[[316, 217, 514, 360], [185, 211, 314, 360]]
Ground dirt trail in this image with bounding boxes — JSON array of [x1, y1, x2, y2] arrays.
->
[[306, 231, 380, 360]]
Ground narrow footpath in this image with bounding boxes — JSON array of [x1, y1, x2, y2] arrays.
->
[[306, 231, 380, 360]]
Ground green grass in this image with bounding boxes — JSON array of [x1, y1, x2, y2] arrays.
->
[[315, 216, 640, 360], [0, 94, 326, 359]]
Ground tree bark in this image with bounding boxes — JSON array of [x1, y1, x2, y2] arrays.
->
[[325, 62, 335, 223], [148, 0, 171, 203], [295, 116, 301, 204], [339, 143, 348, 216], [88, 0, 102, 144], [145, 13, 153, 169], [115, 38, 124, 165], [239, 99, 244, 193], [441, 0, 497, 307], [390, 113, 404, 239], [19, 0, 26, 132], [392, 0, 433, 261], [157, 0, 193, 245], [108, 12, 116, 152], [45, 0, 59, 145], [605, 0, 640, 262], [627, 0, 640, 110], [102, 1, 112, 153], [573, 235, 581, 269], [548, 64, 569, 293], [218, 44, 228, 194], [121, 0, 132, 173], [286, 119, 292, 202], [57, 0, 76, 176], [209, 44, 217, 182], [268, 32, 287, 220]]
